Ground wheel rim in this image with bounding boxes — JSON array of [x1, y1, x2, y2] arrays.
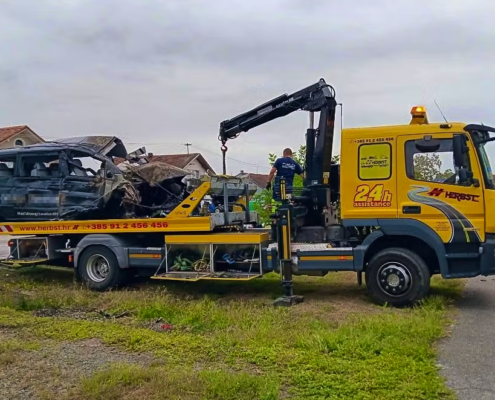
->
[[86, 254, 110, 283], [376, 262, 412, 297]]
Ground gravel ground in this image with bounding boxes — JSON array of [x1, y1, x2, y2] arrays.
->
[[0, 329, 156, 400], [439, 276, 495, 400]]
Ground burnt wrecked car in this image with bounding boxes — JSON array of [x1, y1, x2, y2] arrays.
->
[[0, 136, 192, 222]]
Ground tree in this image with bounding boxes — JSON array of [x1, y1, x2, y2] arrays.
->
[[252, 144, 340, 226], [413, 153, 454, 182]]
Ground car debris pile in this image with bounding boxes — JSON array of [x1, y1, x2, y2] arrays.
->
[[57, 137, 196, 220], [0, 136, 258, 222], [115, 150, 192, 218]]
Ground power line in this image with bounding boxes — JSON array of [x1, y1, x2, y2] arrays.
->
[[191, 144, 270, 172], [44, 134, 270, 173], [128, 140, 267, 170]]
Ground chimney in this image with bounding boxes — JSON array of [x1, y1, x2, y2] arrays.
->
[[148, 152, 153, 157], [240, 170, 244, 174]]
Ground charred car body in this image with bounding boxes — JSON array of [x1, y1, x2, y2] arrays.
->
[[0, 136, 197, 221]]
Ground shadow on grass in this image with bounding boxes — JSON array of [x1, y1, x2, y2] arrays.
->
[[1, 266, 466, 309], [3, 265, 74, 285]]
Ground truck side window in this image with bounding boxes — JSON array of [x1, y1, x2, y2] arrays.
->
[[405, 138, 468, 185]]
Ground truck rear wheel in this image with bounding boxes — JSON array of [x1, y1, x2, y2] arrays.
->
[[365, 247, 430, 307], [78, 246, 126, 291]]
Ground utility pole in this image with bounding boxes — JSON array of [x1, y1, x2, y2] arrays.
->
[[184, 143, 192, 154]]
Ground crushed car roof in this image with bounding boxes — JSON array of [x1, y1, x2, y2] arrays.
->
[[0, 136, 127, 158]]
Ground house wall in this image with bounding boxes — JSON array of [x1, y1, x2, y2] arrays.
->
[[185, 158, 207, 178], [0, 130, 43, 149]]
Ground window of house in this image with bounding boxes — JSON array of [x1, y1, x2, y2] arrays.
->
[[14, 138, 24, 147], [405, 137, 466, 184], [358, 143, 392, 180]]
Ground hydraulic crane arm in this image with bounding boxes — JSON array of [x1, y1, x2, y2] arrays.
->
[[219, 79, 336, 142], [218, 78, 338, 189]]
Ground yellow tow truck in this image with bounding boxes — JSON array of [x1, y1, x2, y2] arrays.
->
[[4, 79, 495, 307]]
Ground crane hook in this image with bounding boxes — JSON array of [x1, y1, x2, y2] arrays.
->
[[221, 141, 228, 175]]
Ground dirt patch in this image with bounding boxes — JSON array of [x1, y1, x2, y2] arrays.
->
[[32, 308, 100, 320], [32, 308, 135, 322], [0, 329, 157, 400]]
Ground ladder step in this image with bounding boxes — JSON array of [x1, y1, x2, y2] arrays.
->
[[0, 258, 48, 266], [151, 272, 261, 281]]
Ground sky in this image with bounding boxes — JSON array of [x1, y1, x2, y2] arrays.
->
[[1, 0, 495, 175]]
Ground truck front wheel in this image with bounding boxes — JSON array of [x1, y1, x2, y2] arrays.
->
[[365, 247, 430, 307], [78, 246, 126, 291]]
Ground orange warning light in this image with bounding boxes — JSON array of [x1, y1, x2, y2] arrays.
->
[[410, 105, 429, 125]]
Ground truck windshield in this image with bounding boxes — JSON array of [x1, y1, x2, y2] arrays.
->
[[477, 141, 495, 188], [468, 124, 495, 189]]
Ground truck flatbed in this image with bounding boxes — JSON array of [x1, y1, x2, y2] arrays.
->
[[0, 211, 258, 235]]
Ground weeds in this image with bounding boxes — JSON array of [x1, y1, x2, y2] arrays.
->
[[0, 266, 464, 399]]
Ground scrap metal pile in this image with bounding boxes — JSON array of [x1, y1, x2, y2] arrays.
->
[[0, 136, 258, 222], [115, 154, 192, 218]]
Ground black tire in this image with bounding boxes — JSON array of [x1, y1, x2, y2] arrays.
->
[[365, 247, 430, 307], [78, 246, 126, 291]]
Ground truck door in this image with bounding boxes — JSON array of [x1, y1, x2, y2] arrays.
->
[[397, 133, 485, 246]]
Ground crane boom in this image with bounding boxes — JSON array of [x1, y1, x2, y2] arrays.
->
[[218, 78, 338, 197], [219, 78, 336, 142]]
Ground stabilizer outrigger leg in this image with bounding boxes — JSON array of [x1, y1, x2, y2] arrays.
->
[[272, 179, 304, 307]]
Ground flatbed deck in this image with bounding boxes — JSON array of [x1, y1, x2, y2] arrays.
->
[[0, 211, 259, 235]]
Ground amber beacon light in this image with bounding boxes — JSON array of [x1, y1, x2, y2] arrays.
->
[[409, 105, 429, 125]]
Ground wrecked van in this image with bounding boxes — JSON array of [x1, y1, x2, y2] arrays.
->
[[0, 136, 191, 221]]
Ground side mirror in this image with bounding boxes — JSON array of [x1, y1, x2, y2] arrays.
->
[[453, 134, 468, 168]]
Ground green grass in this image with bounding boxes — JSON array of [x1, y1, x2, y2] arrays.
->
[[0, 337, 40, 365], [72, 364, 281, 400], [0, 265, 465, 400]]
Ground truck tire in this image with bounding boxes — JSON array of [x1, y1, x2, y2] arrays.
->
[[78, 246, 126, 291], [365, 247, 430, 307]]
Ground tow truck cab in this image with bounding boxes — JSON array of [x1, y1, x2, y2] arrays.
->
[[339, 106, 495, 276], [262, 106, 495, 306]]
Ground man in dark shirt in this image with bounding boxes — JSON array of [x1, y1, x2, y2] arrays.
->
[[266, 148, 304, 200]]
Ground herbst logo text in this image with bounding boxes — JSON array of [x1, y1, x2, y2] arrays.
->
[[427, 188, 479, 202]]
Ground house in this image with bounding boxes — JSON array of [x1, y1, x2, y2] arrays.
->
[[0, 125, 44, 149], [115, 152, 215, 179], [236, 170, 270, 193]]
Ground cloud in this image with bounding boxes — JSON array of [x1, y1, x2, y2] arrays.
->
[[0, 0, 495, 173]]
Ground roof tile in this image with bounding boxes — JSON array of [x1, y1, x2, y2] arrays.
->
[[114, 152, 215, 174], [244, 173, 270, 188], [0, 125, 29, 143]]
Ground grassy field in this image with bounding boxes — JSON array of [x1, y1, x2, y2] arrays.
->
[[0, 265, 464, 400]]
